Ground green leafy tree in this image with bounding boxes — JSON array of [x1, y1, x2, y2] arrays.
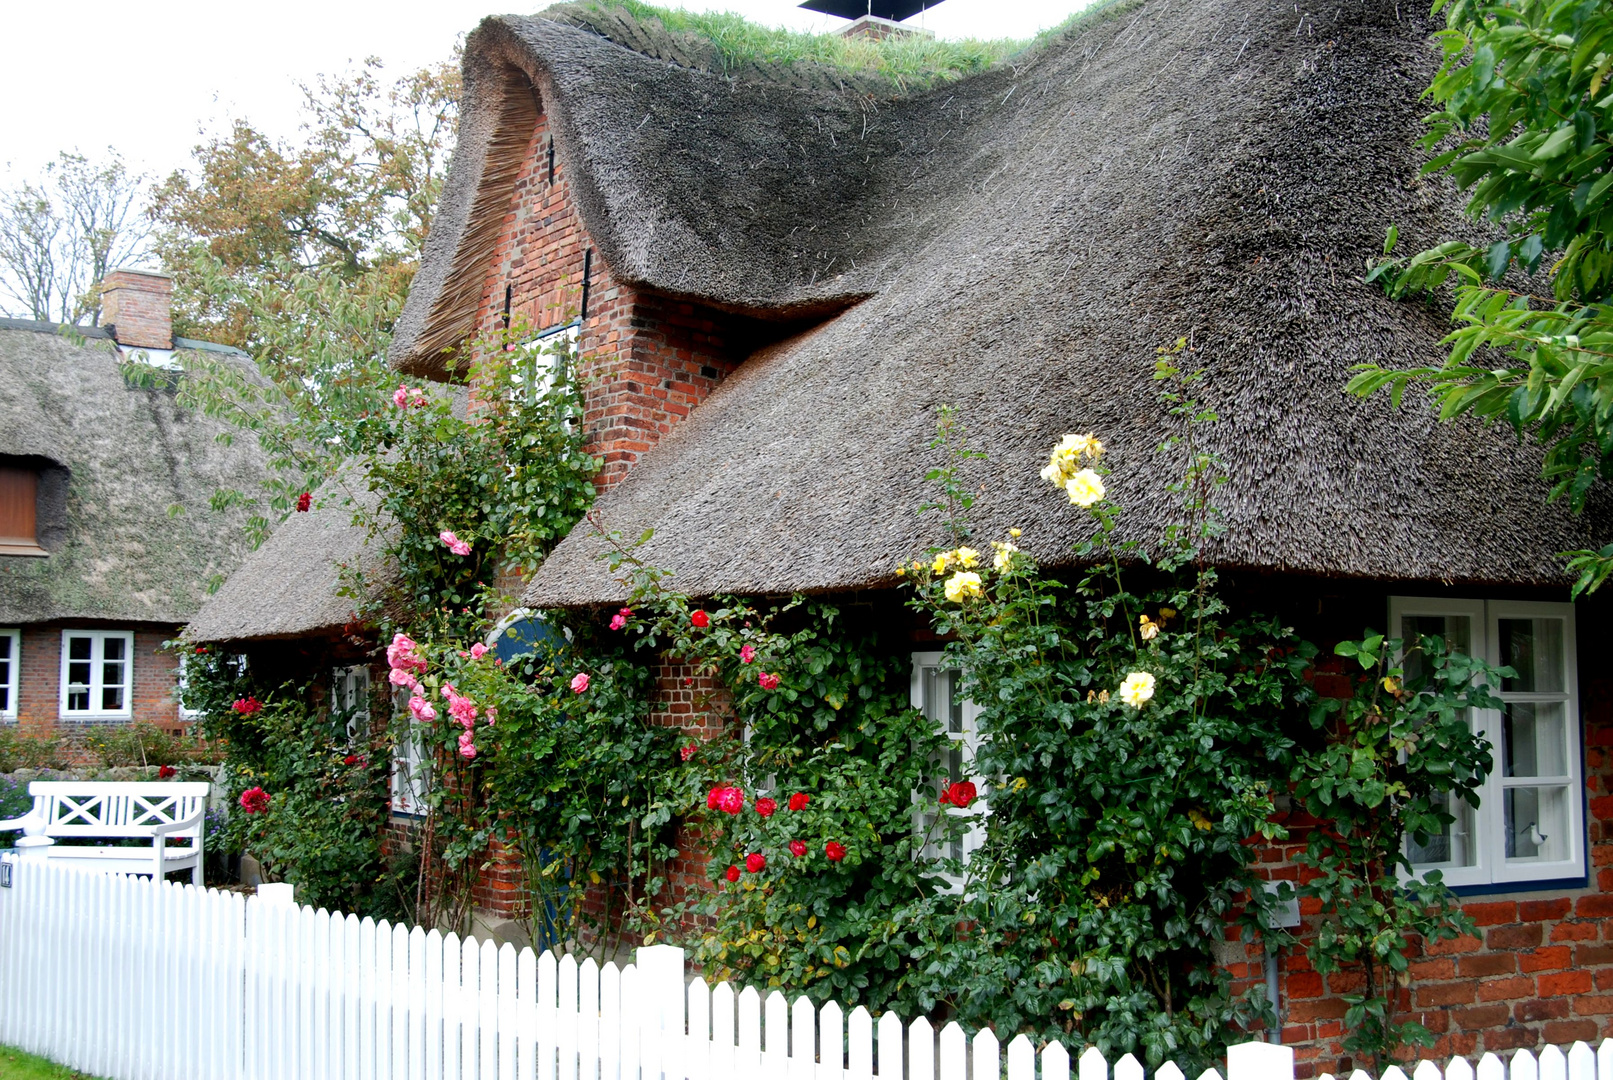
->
[[1350, 0, 1613, 593]]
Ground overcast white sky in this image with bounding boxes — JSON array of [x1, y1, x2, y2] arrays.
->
[[0, 1, 1090, 183]]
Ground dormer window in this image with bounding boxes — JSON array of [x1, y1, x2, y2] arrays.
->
[[0, 464, 47, 557]]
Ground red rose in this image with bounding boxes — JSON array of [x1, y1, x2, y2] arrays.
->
[[941, 781, 977, 809], [194, 646, 208, 654], [157, 765, 176, 779], [680, 742, 697, 762], [755, 797, 777, 818], [706, 786, 745, 815], [788, 793, 809, 812], [825, 841, 846, 862], [691, 610, 710, 628], [239, 787, 271, 814], [344, 755, 359, 766], [295, 492, 312, 512], [758, 672, 780, 690], [745, 853, 766, 873], [788, 840, 806, 857], [725, 865, 740, 883], [231, 697, 262, 715]]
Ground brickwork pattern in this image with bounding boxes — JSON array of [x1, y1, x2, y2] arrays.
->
[[100, 270, 173, 349], [10, 622, 185, 734], [468, 111, 737, 495]]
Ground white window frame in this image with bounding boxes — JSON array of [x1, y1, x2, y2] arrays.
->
[[332, 664, 371, 742], [0, 629, 19, 721], [391, 685, 429, 818], [59, 630, 134, 721], [509, 321, 578, 405], [1391, 597, 1584, 889], [911, 651, 988, 892]]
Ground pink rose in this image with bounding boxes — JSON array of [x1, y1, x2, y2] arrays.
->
[[680, 742, 697, 762], [484, 707, 497, 725], [470, 643, 488, 660], [393, 385, 410, 409], [439, 530, 472, 557], [571, 673, 590, 694], [457, 732, 477, 759], [408, 696, 437, 722], [239, 787, 270, 814], [387, 667, 419, 690], [448, 695, 478, 729], [758, 672, 780, 690], [610, 607, 631, 631], [387, 632, 426, 674], [740, 644, 756, 664]]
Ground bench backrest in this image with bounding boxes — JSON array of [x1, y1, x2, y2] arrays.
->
[[27, 781, 210, 840]]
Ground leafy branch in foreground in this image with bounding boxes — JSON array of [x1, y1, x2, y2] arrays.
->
[[1348, 0, 1613, 594]]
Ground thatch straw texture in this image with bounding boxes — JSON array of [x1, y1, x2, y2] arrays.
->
[[183, 468, 397, 644], [394, 0, 1610, 607], [0, 327, 268, 624]]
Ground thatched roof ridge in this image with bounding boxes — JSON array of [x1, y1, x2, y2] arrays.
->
[[184, 467, 398, 644], [513, 0, 1612, 606], [0, 327, 268, 624], [390, 2, 1052, 376]]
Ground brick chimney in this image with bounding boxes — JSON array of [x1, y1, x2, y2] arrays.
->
[[100, 268, 173, 349]]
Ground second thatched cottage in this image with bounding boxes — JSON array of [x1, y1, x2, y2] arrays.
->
[[197, 0, 1613, 1063]]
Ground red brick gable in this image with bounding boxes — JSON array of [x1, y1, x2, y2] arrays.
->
[[468, 108, 739, 493]]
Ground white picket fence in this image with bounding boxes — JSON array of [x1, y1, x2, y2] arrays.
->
[[0, 859, 1607, 1080]]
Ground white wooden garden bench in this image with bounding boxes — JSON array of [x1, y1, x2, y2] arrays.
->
[[0, 781, 208, 885]]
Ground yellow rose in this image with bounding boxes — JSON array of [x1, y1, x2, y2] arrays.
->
[[895, 565, 906, 576], [1159, 607, 1177, 620], [1065, 469, 1106, 507], [932, 553, 950, 574], [1011, 777, 1028, 792], [954, 547, 981, 569], [992, 541, 1020, 571], [1139, 616, 1159, 641], [1118, 671, 1156, 708], [943, 571, 984, 603], [1009, 527, 1022, 538]]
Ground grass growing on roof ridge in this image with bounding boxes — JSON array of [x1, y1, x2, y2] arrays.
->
[[576, 0, 1128, 90]]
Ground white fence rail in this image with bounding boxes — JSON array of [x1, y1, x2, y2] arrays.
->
[[0, 860, 1606, 1080]]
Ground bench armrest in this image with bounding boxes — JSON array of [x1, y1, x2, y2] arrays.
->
[[0, 808, 45, 836], [151, 805, 206, 838]]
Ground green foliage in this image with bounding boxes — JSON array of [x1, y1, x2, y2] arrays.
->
[[896, 390, 1312, 1068], [185, 650, 401, 919], [1350, 0, 1613, 593], [0, 1043, 103, 1079], [1292, 633, 1498, 1068], [355, 330, 598, 638]]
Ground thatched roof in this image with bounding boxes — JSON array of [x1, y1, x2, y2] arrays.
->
[[0, 323, 268, 624], [397, 0, 1611, 608], [183, 467, 398, 645]]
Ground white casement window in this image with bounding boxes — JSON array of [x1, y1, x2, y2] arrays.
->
[[510, 321, 579, 404], [0, 629, 19, 720], [911, 652, 987, 888], [391, 686, 429, 817], [59, 630, 134, 720], [1392, 597, 1583, 889], [332, 665, 371, 741]]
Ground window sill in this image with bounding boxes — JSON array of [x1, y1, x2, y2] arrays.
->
[[0, 542, 47, 557], [1446, 874, 1588, 898], [57, 713, 133, 723]]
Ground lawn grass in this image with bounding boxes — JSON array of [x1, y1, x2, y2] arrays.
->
[[577, 0, 1133, 90], [0, 1046, 100, 1080]]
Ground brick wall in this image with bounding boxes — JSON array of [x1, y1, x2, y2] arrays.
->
[[10, 622, 184, 734], [467, 109, 739, 494]]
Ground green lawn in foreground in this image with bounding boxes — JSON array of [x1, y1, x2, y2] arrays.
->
[[0, 1046, 100, 1079]]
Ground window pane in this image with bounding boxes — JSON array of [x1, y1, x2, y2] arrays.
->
[[1504, 785, 1570, 862], [946, 671, 963, 734], [68, 636, 91, 661], [1504, 702, 1568, 778], [101, 683, 124, 711], [1401, 615, 1471, 683], [0, 634, 11, 712], [1408, 794, 1478, 868], [1500, 618, 1565, 693]]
